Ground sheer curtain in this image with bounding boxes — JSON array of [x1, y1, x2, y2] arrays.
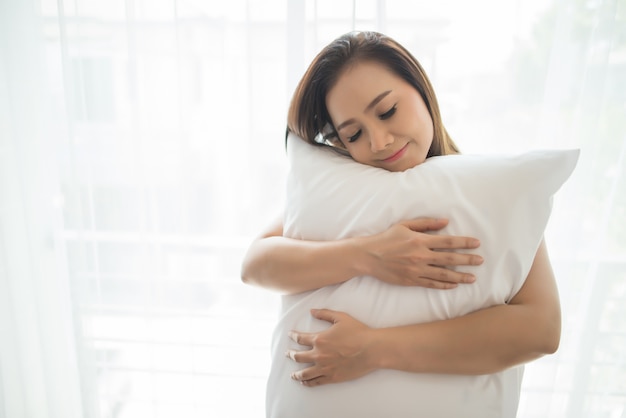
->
[[0, 0, 624, 417]]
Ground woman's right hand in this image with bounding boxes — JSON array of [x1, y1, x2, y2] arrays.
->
[[358, 218, 483, 289]]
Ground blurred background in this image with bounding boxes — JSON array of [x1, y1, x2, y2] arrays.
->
[[1, 0, 624, 417]]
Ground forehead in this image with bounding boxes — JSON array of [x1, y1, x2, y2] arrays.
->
[[326, 61, 408, 111], [333, 61, 403, 91]]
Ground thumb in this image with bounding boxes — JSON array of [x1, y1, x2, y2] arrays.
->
[[402, 217, 448, 232], [311, 308, 340, 324]]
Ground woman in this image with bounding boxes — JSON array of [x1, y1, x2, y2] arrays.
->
[[241, 31, 560, 416]]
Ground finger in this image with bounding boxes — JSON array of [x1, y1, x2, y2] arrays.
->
[[291, 366, 322, 382], [427, 235, 481, 250], [301, 376, 329, 387], [310, 308, 341, 324], [402, 217, 448, 232], [410, 277, 458, 289], [421, 265, 476, 284], [429, 250, 484, 267], [285, 349, 315, 364], [288, 330, 315, 346]]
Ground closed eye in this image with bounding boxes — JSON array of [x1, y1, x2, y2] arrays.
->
[[348, 130, 362, 143], [346, 105, 395, 143], [379, 105, 397, 120]]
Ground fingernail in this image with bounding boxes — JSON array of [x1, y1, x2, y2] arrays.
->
[[473, 255, 484, 265]]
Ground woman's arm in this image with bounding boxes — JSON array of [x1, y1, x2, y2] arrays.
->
[[287, 239, 560, 385], [241, 214, 366, 294], [241, 215, 484, 294]]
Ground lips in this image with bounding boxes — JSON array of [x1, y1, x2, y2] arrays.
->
[[382, 143, 409, 163]]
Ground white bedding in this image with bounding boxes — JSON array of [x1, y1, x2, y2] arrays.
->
[[266, 133, 579, 418]]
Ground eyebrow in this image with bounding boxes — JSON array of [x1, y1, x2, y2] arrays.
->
[[335, 90, 392, 132]]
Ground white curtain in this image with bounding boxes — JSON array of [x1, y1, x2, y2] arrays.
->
[[0, 0, 624, 417]]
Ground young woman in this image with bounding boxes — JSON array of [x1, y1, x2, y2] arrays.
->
[[241, 31, 560, 417]]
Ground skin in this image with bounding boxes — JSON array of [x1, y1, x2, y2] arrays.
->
[[241, 216, 482, 294], [286, 240, 559, 385], [326, 60, 434, 172], [241, 60, 561, 387]]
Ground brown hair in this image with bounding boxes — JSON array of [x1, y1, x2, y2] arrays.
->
[[287, 31, 458, 157]]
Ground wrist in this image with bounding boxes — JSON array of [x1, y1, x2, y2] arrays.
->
[[349, 235, 377, 277], [364, 327, 387, 371]]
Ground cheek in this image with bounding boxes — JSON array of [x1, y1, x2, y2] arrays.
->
[[345, 143, 370, 164], [406, 97, 433, 135], [419, 111, 435, 139], [346, 147, 366, 163]]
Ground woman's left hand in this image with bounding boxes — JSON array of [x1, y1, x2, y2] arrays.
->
[[286, 309, 376, 387]]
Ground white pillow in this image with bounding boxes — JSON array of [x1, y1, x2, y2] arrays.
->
[[266, 132, 579, 418]]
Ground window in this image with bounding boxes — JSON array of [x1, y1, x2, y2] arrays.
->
[[2, 1, 624, 417]]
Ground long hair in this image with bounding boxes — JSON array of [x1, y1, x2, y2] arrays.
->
[[287, 31, 458, 157]]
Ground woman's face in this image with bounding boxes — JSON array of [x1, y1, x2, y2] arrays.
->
[[326, 60, 434, 172]]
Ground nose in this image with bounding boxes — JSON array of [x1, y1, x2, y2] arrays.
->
[[369, 126, 394, 153]]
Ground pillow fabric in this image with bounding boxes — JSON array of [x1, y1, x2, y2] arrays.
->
[[266, 132, 579, 418]]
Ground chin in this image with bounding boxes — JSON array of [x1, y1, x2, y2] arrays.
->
[[398, 156, 425, 171]]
